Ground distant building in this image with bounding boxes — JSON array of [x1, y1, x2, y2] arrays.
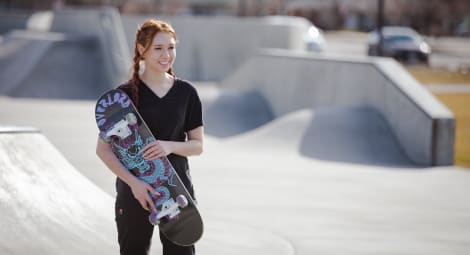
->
[[284, 0, 470, 35], [1, 0, 468, 35]]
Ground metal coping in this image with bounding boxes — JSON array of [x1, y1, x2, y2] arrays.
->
[[0, 126, 40, 134]]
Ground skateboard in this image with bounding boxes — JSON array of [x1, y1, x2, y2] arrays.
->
[[95, 89, 203, 246]]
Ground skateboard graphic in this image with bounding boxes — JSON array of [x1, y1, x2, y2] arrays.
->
[[95, 89, 203, 246]]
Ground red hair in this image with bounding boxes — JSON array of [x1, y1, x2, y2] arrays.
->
[[124, 19, 177, 107]]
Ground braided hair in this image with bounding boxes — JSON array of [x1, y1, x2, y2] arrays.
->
[[122, 19, 177, 107]]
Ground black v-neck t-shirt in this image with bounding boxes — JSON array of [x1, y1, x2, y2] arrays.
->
[[118, 77, 203, 192]]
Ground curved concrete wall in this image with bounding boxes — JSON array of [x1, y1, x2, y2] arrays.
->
[[122, 15, 310, 81], [0, 30, 54, 94], [0, 11, 30, 34], [50, 7, 131, 88], [0, 30, 108, 99], [222, 49, 455, 166], [4, 10, 310, 85]]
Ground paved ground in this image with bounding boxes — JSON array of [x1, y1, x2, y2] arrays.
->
[[1, 82, 470, 254], [1, 17, 469, 253]]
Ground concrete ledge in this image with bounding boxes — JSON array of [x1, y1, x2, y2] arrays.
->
[[222, 49, 455, 166], [122, 15, 311, 81]]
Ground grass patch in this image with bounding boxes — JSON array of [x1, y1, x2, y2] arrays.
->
[[406, 66, 470, 168], [407, 66, 470, 84]]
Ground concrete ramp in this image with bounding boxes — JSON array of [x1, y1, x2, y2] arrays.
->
[[299, 106, 415, 167], [0, 30, 108, 100], [222, 50, 455, 166], [199, 85, 414, 167], [202, 88, 274, 138], [0, 128, 116, 254]]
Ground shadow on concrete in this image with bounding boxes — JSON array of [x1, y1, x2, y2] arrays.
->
[[299, 106, 421, 168], [203, 89, 274, 138], [199, 85, 419, 168]]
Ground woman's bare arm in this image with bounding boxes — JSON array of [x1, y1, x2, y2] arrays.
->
[[96, 138, 159, 211], [141, 126, 204, 160]]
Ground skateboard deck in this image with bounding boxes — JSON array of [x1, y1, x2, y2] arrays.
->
[[95, 88, 203, 246]]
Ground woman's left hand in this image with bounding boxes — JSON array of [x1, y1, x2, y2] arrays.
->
[[140, 140, 172, 160]]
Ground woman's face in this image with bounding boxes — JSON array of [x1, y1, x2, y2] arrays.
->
[[141, 31, 176, 74]]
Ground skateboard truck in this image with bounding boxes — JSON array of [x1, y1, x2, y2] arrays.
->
[[149, 195, 189, 225], [105, 113, 137, 139]]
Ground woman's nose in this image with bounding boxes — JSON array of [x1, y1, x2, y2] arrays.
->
[[161, 49, 170, 57]]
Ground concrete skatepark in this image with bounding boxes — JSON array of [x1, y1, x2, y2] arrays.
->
[[0, 7, 469, 255]]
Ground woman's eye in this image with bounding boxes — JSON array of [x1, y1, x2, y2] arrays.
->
[[154, 47, 162, 50]]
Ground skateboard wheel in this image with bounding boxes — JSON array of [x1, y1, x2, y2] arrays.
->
[[176, 195, 189, 208], [126, 113, 137, 125], [148, 211, 159, 225]]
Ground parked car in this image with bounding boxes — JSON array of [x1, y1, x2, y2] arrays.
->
[[304, 24, 327, 52], [455, 17, 469, 37], [367, 26, 431, 64]]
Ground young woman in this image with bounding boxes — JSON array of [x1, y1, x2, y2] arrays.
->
[[96, 19, 203, 255]]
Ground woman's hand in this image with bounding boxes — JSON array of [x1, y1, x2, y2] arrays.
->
[[140, 140, 172, 160], [129, 179, 160, 212]]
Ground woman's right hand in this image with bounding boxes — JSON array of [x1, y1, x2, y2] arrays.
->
[[129, 178, 160, 212]]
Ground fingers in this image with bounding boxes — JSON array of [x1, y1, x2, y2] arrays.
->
[[140, 141, 156, 153], [138, 193, 157, 212], [140, 141, 166, 160], [143, 149, 165, 160], [140, 185, 161, 212], [138, 199, 149, 211], [149, 186, 161, 198], [145, 196, 157, 212], [131, 179, 163, 212]]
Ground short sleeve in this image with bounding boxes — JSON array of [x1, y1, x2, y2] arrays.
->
[[117, 81, 135, 104], [184, 87, 203, 132]]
